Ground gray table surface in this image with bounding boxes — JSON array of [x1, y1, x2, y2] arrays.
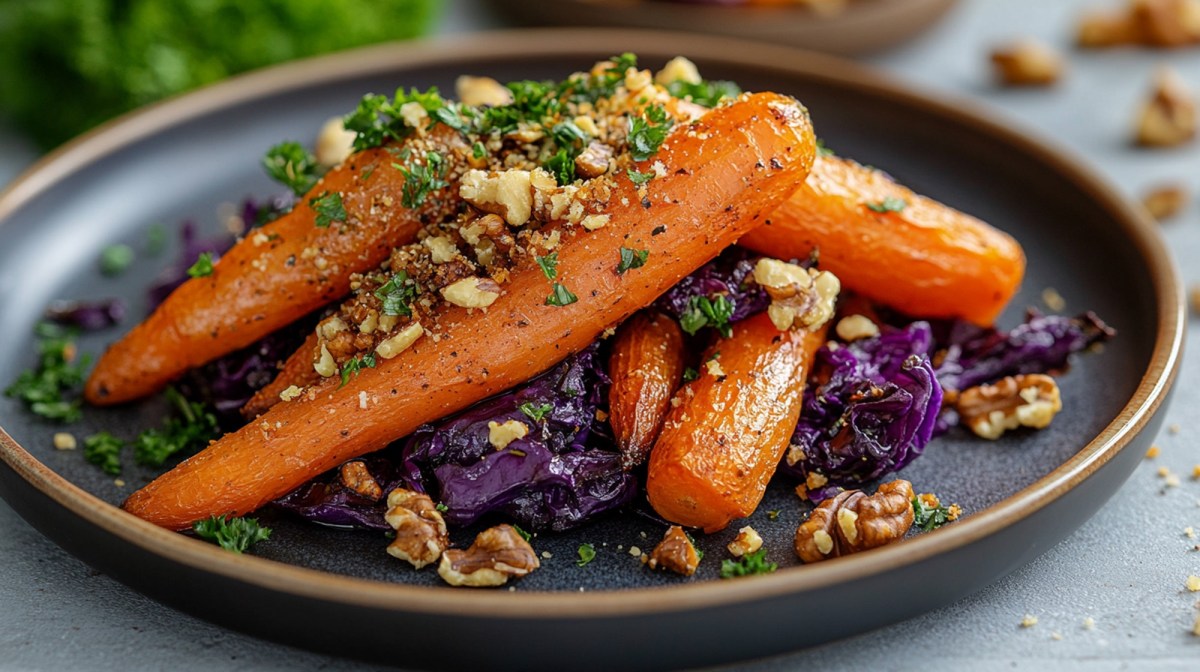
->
[[3, 0, 1200, 669]]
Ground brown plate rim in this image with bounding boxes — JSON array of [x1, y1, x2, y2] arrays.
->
[[0, 28, 1184, 619]]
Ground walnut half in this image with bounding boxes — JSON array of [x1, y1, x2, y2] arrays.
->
[[794, 480, 915, 563], [956, 373, 1062, 440], [384, 488, 449, 570], [438, 524, 540, 587], [1136, 66, 1196, 148]]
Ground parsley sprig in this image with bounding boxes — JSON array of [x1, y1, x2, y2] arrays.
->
[[720, 549, 777, 579], [665, 79, 741, 108], [4, 323, 88, 422], [616, 247, 649, 275], [628, 104, 674, 162], [546, 283, 578, 307], [518, 401, 553, 422], [576, 543, 597, 567], [374, 271, 418, 317], [396, 151, 447, 209], [343, 87, 446, 152], [309, 191, 347, 228], [133, 388, 219, 467], [679, 294, 735, 338], [262, 141, 324, 196], [340, 352, 377, 387], [192, 514, 272, 554], [187, 251, 215, 278], [82, 431, 123, 476]]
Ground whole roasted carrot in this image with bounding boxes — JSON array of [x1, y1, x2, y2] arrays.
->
[[608, 311, 686, 470], [122, 92, 818, 530], [646, 313, 827, 533], [85, 126, 468, 405], [740, 154, 1026, 325]]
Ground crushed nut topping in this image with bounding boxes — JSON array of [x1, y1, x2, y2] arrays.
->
[[835, 314, 880, 342], [646, 525, 701, 576], [795, 480, 915, 563], [956, 373, 1062, 440], [455, 75, 513, 107], [727, 526, 764, 558], [752, 258, 841, 331], [315, 116, 356, 167], [52, 432, 77, 450], [385, 488, 449, 569], [438, 524, 540, 587], [1136, 66, 1196, 147], [990, 39, 1065, 86], [340, 461, 384, 500], [1141, 183, 1190, 220]]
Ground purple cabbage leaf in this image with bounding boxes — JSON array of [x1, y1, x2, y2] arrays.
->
[[43, 298, 126, 331]]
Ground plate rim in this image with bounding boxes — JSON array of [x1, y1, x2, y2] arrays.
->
[[0, 28, 1184, 619]]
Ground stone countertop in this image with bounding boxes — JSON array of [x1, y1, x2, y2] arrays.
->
[[2, 0, 1199, 669]]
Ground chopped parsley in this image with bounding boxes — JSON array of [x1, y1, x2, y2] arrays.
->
[[628, 104, 674, 162], [576, 543, 596, 567], [339, 352, 377, 387], [435, 502, 449, 513], [396, 151, 447, 209], [682, 367, 699, 383], [262, 141, 323, 196], [912, 495, 955, 532], [535, 252, 559, 280], [519, 401, 553, 422], [82, 431, 124, 476], [133, 388, 219, 467], [665, 79, 741, 108], [545, 282, 578, 307], [866, 196, 907, 213], [544, 148, 576, 186], [343, 87, 447, 152], [432, 102, 475, 136], [192, 514, 272, 554], [374, 271, 418, 317], [719, 549, 777, 579], [574, 52, 638, 102], [679, 294, 735, 338], [145, 224, 166, 256], [815, 137, 835, 158], [471, 141, 487, 160], [99, 244, 134, 276], [187, 251, 215, 278], [309, 191, 347, 228], [616, 247, 649, 275], [4, 323, 88, 422], [512, 524, 532, 542], [627, 168, 654, 187], [767, 509, 781, 521]]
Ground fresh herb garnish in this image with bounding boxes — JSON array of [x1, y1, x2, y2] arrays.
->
[[767, 509, 781, 521], [519, 401, 553, 422], [309, 190, 347, 228], [396, 151, 447, 208], [679, 294, 735, 338], [627, 168, 654, 187], [82, 431, 124, 476], [616, 247, 649, 274], [544, 148, 576, 186], [339, 352, 377, 387], [435, 502, 449, 513], [192, 514, 272, 554], [512, 524, 532, 542], [628, 104, 674, 162], [133, 388, 219, 467], [574, 53, 638, 102], [4, 323, 88, 422], [535, 252, 559, 280], [262, 141, 323, 196], [343, 87, 447, 152], [815, 137, 835, 158], [682, 367, 699, 383], [719, 549, 777, 579], [576, 543, 597, 567], [374, 271, 418, 317], [545, 282, 578, 307], [145, 225, 167, 256], [187, 251, 215, 278], [912, 495, 956, 532], [99, 244, 134, 276], [866, 196, 907, 213], [665, 79, 741, 108], [472, 141, 487, 160]]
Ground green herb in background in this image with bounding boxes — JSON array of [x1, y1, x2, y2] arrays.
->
[[666, 79, 741, 109], [192, 514, 272, 554], [99, 244, 134, 276], [186, 251, 214, 278], [4, 323, 88, 422], [132, 388, 218, 467], [82, 431, 124, 476], [0, 0, 439, 148], [262, 141, 324, 196]]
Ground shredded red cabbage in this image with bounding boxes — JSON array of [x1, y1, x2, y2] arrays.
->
[[654, 246, 769, 327], [43, 299, 126, 331]]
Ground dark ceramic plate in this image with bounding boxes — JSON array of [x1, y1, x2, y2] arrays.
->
[[486, 0, 959, 55], [0, 31, 1182, 672]]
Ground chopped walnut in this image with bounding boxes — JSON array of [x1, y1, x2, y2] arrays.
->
[[375, 321, 424, 359], [315, 116, 356, 167], [956, 374, 1062, 440], [1078, 11, 1140, 47], [1077, 0, 1200, 48], [1141, 183, 1190, 220], [1136, 66, 1196, 147], [487, 419, 529, 450], [441, 276, 501, 308], [647, 525, 701, 576], [438, 524, 540, 587], [835, 314, 880, 342], [459, 169, 535, 226], [752, 258, 841, 331], [794, 480, 915, 563], [52, 432, 77, 450], [384, 488, 449, 569], [727, 526, 764, 558], [340, 461, 383, 500], [574, 141, 613, 179], [655, 56, 703, 86], [455, 75, 513, 107], [990, 39, 1064, 86]]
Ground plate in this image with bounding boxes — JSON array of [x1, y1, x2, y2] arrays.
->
[[485, 0, 959, 55], [0, 30, 1182, 672]]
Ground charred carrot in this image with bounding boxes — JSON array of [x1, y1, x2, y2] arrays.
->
[[646, 313, 827, 533], [122, 92, 818, 530], [740, 154, 1026, 325], [85, 126, 469, 405], [607, 311, 686, 470]]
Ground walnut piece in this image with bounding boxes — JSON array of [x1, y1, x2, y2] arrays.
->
[[654, 56, 702, 86], [835, 314, 880, 342], [455, 75, 513, 107], [1077, 0, 1200, 48], [374, 321, 423, 359], [647, 525, 701, 576], [440, 276, 501, 309], [340, 461, 383, 501], [315, 116, 355, 167], [990, 39, 1064, 86], [752, 258, 841, 331], [384, 488, 449, 569], [1141, 183, 1190, 220], [574, 141, 613, 179], [956, 373, 1063, 440], [459, 169, 535, 226], [727, 526, 764, 558], [438, 524, 540, 587], [1136, 66, 1196, 147], [795, 480, 915, 563]]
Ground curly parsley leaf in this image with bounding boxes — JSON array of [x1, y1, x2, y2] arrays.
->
[[374, 271, 418, 317], [866, 196, 907, 213], [187, 251, 215, 278], [719, 549, 777, 579], [679, 294, 735, 338], [339, 352, 377, 388], [99, 244, 135, 276], [262, 141, 323, 196], [133, 388, 219, 467], [616, 247, 649, 275], [192, 514, 272, 554], [912, 495, 955, 532], [665, 79, 741, 108], [396, 151, 447, 209], [575, 53, 638, 102], [309, 191, 347, 228], [82, 431, 124, 476], [519, 401, 554, 422], [628, 104, 674, 162], [576, 543, 597, 567], [545, 282, 578, 307], [535, 252, 559, 280], [4, 323, 88, 423]]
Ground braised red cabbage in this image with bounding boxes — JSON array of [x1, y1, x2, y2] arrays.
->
[[43, 299, 125, 331], [654, 246, 769, 331]]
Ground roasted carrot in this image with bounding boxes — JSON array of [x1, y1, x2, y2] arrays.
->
[[240, 331, 323, 419], [740, 154, 1026, 325], [122, 92, 818, 530], [646, 313, 827, 533], [607, 311, 686, 470], [85, 126, 469, 405]]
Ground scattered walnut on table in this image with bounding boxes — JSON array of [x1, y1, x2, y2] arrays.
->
[[727, 526, 764, 558], [384, 488, 449, 570], [956, 373, 1062, 440], [794, 480, 915, 563], [647, 525, 701, 576], [1135, 66, 1196, 147], [438, 524, 540, 587], [1140, 183, 1190, 220], [1077, 0, 1200, 48], [990, 39, 1065, 86]]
